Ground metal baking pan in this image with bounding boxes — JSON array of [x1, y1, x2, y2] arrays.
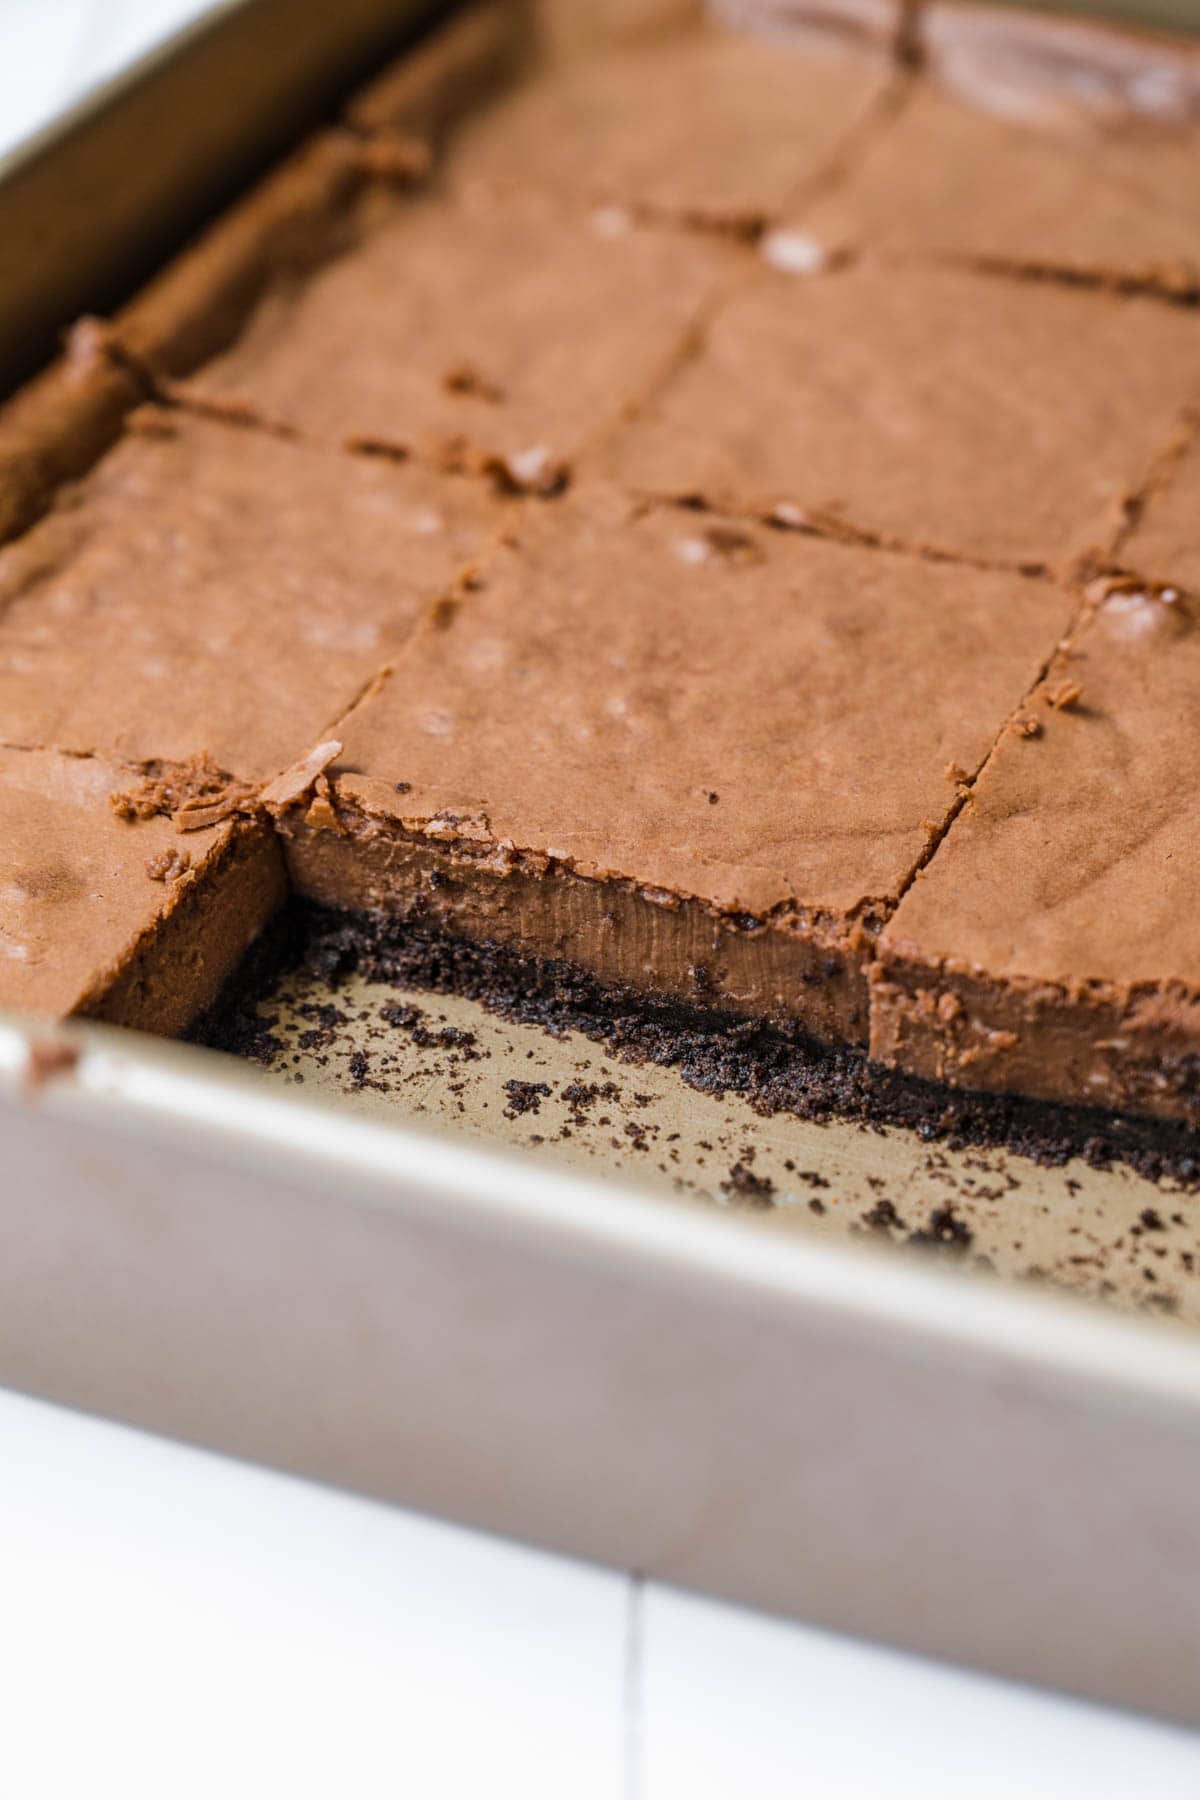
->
[[4, 0, 1200, 1725]]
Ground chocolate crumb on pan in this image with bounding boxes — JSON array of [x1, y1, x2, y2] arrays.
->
[[503, 1078, 552, 1117], [721, 1162, 777, 1206], [192, 903, 1200, 1188], [909, 1205, 974, 1254]]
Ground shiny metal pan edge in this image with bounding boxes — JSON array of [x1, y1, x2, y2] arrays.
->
[[4, 1013, 1200, 1724]]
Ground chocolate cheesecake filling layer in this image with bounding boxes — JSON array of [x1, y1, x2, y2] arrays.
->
[[85, 819, 287, 1038], [277, 803, 872, 1045], [0, 748, 285, 1036]]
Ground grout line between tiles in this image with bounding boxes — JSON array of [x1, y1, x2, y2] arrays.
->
[[623, 1573, 646, 1800]]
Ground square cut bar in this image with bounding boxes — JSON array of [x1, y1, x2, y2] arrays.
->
[[0, 410, 500, 783], [1120, 430, 1200, 600], [435, 25, 893, 225], [275, 488, 1068, 1047], [166, 182, 733, 487], [872, 586, 1200, 1125], [0, 749, 285, 1032], [603, 259, 1200, 570], [796, 72, 1200, 296]]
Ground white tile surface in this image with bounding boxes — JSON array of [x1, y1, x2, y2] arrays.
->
[[640, 1584, 1200, 1799], [0, 0, 217, 160], [0, 1388, 626, 1800], [2, 1377, 1198, 1800]]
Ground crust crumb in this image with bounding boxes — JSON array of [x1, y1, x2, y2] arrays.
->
[[260, 740, 343, 814], [343, 433, 411, 463], [1045, 680, 1083, 711], [305, 781, 345, 833], [355, 131, 434, 186], [443, 361, 506, 404], [145, 847, 192, 882], [110, 752, 258, 831], [483, 444, 571, 498], [703, 524, 765, 566]]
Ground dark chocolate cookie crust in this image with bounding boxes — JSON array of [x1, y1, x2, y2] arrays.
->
[[194, 903, 1200, 1188]]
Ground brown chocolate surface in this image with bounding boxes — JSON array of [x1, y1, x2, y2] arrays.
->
[[344, 0, 529, 143], [4, 0, 1200, 1146], [0, 747, 284, 1031], [276, 489, 1068, 1042], [114, 131, 385, 388], [873, 584, 1200, 1123], [0, 326, 140, 547], [526, 0, 710, 61], [439, 26, 892, 223], [0, 409, 499, 780], [174, 182, 733, 481], [798, 78, 1200, 294], [604, 258, 1200, 570]]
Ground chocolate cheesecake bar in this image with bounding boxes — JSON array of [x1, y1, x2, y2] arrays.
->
[[0, 748, 283, 1035], [276, 488, 1067, 1046], [1120, 425, 1200, 597], [0, 408, 501, 778], [602, 260, 1200, 571], [2, 0, 1199, 1151], [873, 577, 1200, 1124]]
